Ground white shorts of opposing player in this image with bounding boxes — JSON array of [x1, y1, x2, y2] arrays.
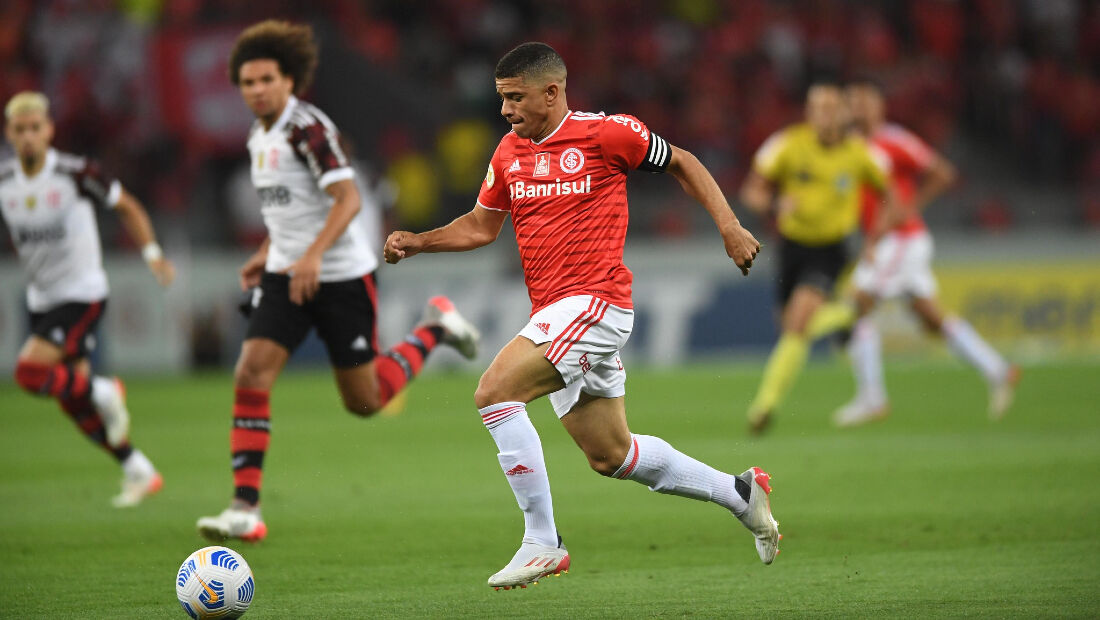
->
[[844, 229, 1016, 422], [518, 295, 633, 418], [853, 230, 936, 300]]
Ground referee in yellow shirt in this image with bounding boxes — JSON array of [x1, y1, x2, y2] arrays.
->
[[740, 79, 894, 434]]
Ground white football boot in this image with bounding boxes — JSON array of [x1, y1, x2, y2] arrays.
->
[[420, 296, 480, 360], [488, 536, 570, 590], [989, 365, 1021, 420], [734, 467, 780, 565], [196, 507, 268, 542], [112, 449, 163, 508], [832, 398, 890, 428], [91, 376, 130, 448]]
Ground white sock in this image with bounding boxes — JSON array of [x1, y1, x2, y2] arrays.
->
[[121, 449, 154, 479], [943, 317, 1007, 383], [611, 434, 746, 515], [479, 402, 558, 548], [849, 317, 887, 405]]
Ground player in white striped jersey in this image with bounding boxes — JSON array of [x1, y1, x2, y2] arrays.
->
[[197, 21, 480, 542], [2, 91, 174, 507]]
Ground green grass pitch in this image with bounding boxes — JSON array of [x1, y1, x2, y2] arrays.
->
[[1, 359, 1097, 618]]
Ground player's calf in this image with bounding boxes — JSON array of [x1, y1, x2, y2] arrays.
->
[[338, 385, 385, 418]]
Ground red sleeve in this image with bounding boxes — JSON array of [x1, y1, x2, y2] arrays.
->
[[884, 126, 935, 173], [600, 114, 670, 174], [287, 120, 353, 189], [476, 141, 509, 212]]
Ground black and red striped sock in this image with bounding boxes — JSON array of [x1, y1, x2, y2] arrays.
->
[[14, 359, 91, 401], [374, 326, 444, 404], [59, 395, 133, 462], [231, 387, 270, 506], [14, 360, 130, 460]]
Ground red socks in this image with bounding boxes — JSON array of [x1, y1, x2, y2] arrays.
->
[[374, 326, 442, 404]]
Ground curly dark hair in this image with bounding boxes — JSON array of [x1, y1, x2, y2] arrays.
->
[[229, 20, 318, 95]]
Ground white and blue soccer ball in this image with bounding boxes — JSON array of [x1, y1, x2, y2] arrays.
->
[[176, 546, 255, 619]]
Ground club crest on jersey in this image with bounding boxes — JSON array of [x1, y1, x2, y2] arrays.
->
[[47, 190, 61, 209], [533, 153, 551, 177], [560, 148, 585, 174]]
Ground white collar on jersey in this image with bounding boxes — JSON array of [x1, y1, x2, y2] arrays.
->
[[263, 95, 299, 135], [530, 110, 572, 146], [14, 148, 58, 185]]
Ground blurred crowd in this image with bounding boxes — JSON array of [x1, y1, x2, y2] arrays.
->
[[1, 0, 1098, 247]]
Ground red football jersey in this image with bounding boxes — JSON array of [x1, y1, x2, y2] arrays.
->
[[477, 111, 671, 314], [860, 123, 935, 236]]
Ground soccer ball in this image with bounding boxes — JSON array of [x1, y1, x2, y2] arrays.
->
[[176, 546, 255, 619]]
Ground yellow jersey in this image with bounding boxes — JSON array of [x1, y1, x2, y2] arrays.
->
[[753, 123, 887, 246]]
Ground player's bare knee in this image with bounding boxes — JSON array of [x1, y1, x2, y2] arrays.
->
[[585, 444, 630, 477], [337, 382, 383, 417], [343, 396, 381, 418], [474, 377, 509, 409], [234, 356, 275, 389]]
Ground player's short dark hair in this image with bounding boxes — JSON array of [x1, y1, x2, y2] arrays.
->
[[229, 20, 318, 95], [848, 74, 885, 93], [494, 42, 567, 84]]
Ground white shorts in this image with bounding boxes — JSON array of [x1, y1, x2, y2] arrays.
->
[[518, 295, 634, 418], [853, 230, 937, 299]]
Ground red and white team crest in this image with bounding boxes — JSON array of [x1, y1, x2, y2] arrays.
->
[[533, 153, 551, 177], [560, 148, 584, 174], [46, 190, 61, 209], [268, 148, 280, 170]]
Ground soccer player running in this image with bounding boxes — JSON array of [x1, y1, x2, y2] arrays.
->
[[832, 79, 1019, 427], [196, 21, 479, 542], [739, 80, 896, 435], [2, 91, 174, 507], [385, 43, 779, 590]]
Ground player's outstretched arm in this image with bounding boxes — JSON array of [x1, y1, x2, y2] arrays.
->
[[667, 145, 760, 276], [113, 188, 175, 287], [384, 205, 508, 264]]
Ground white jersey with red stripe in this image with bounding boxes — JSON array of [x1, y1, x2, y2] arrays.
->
[[247, 95, 375, 281], [0, 148, 120, 311]]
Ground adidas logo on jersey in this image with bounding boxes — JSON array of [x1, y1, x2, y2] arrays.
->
[[536, 322, 550, 335], [350, 335, 368, 351], [505, 464, 534, 476], [508, 159, 521, 172]]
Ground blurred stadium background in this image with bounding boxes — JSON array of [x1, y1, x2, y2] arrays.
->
[[0, 0, 1097, 375], [2, 2, 1099, 617]]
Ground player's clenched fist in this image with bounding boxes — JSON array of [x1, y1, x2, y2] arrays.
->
[[384, 231, 423, 264], [721, 222, 762, 276]]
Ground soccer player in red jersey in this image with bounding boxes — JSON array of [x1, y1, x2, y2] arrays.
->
[[385, 42, 779, 589], [2, 91, 174, 507], [196, 21, 480, 542], [833, 79, 1020, 427]]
